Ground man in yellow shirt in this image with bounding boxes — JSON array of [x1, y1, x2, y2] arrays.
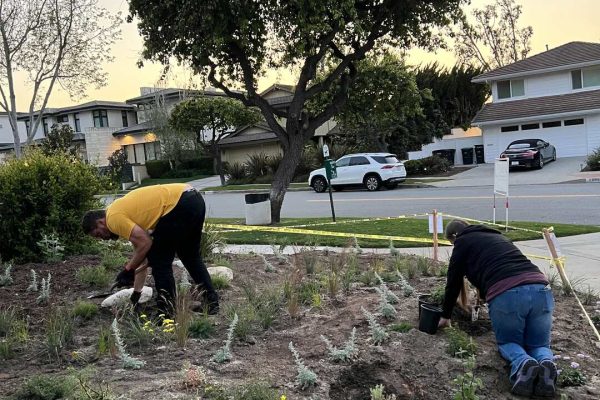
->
[[81, 183, 218, 315]]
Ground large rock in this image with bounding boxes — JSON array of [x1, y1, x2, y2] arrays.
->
[[101, 286, 153, 308], [173, 260, 233, 282]]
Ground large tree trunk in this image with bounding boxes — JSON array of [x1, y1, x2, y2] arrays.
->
[[214, 144, 226, 186], [270, 133, 305, 223]]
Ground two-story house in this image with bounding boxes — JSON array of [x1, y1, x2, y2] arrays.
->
[[472, 41, 600, 163], [1, 101, 138, 166]]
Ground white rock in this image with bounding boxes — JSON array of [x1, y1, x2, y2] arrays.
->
[[101, 286, 153, 308], [207, 266, 233, 282]]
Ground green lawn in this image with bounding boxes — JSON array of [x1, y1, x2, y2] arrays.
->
[[138, 174, 210, 187], [202, 178, 449, 191], [206, 217, 600, 248]]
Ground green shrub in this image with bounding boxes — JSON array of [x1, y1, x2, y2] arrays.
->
[[76, 265, 111, 287], [404, 155, 451, 176], [161, 168, 205, 178], [180, 157, 213, 173], [72, 301, 99, 320], [188, 315, 215, 339], [0, 150, 101, 261], [446, 327, 476, 358], [201, 223, 226, 262], [266, 154, 282, 174], [586, 147, 600, 171], [14, 374, 77, 400], [145, 159, 171, 178], [245, 153, 270, 179], [390, 322, 413, 333]]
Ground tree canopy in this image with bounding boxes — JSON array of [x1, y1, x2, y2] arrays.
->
[[170, 96, 261, 184], [129, 0, 464, 221]]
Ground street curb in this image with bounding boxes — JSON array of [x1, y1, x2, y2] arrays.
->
[[198, 183, 433, 194]]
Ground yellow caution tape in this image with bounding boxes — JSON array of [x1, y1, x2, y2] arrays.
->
[[208, 223, 452, 245], [285, 213, 430, 228]]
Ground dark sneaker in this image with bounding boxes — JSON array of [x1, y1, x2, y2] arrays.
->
[[535, 360, 557, 398], [511, 359, 539, 397], [204, 291, 219, 315]]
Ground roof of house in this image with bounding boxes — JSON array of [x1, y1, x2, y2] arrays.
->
[[260, 84, 295, 96], [218, 122, 278, 146], [125, 87, 229, 104], [112, 121, 154, 137], [17, 101, 134, 120], [471, 88, 600, 125], [473, 42, 600, 82]]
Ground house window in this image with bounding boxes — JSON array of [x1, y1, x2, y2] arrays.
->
[[121, 110, 128, 127], [349, 156, 370, 166], [564, 118, 584, 126], [74, 113, 81, 132], [144, 141, 161, 161], [43, 118, 48, 135], [500, 125, 519, 132], [56, 115, 68, 123], [542, 121, 561, 128], [497, 79, 525, 99], [134, 144, 145, 163], [572, 68, 600, 89], [92, 110, 108, 128], [521, 123, 539, 130]]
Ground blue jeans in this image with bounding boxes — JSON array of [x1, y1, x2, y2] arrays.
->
[[488, 284, 554, 382]]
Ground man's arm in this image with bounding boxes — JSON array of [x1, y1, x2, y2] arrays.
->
[[441, 246, 467, 319], [125, 225, 153, 272]]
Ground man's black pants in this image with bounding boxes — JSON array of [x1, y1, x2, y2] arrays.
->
[[146, 189, 216, 312]]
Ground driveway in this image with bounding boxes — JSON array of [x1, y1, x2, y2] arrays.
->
[[428, 156, 587, 188]]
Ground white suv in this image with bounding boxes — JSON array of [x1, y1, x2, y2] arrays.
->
[[308, 153, 406, 193]]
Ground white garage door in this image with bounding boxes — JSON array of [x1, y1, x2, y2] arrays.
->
[[484, 123, 588, 161]]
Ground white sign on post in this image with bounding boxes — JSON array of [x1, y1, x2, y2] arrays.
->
[[428, 214, 443, 234], [322, 144, 330, 158], [494, 158, 509, 196]]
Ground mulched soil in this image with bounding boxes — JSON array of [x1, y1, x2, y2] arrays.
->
[[1, 251, 599, 400]]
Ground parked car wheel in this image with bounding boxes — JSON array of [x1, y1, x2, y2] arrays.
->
[[535, 156, 544, 169], [363, 174, 381, 191], [311, 176, 327, 193], [552, 150, 557, 162]]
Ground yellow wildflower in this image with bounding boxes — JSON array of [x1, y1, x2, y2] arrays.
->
[[280, 395, 287, 400]]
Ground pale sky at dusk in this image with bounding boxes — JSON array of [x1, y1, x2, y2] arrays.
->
[[19, 0, 600, 109]]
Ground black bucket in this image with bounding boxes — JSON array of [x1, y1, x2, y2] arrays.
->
[[417, 294, 435, 318], [419, 304, 442, 335]]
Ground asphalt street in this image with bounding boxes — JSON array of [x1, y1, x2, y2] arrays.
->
[[203, 182, 600, 225]]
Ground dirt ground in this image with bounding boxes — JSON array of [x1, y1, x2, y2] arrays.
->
[[1, 251, 600, 400]]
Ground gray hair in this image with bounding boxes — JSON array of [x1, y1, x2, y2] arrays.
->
[[444, 219, 470, 240]]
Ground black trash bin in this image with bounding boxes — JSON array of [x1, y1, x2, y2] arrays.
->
[[474, 145, 485, 164], [432, 149, 456, 166], [461, 147, 474, 165]]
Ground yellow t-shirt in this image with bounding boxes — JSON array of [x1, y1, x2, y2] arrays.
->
[[106, 183, 189, 240]]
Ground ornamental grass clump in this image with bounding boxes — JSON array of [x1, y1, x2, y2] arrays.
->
[[361, 307, 388, 345], [212, 313, 238, 363], [37, 273, 52, 304], [289, 341, 317, 389], [320, 327, 358, 363], [111, 318, 145, 369], [27, 269, 38, 292], [0, 263, 13, 286], [76, 265, 112, 287], [45, 307, 74, 360]]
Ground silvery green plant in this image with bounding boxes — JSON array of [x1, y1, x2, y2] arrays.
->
[[27, 269, 38, 292], [396, 271, 414, 297], [377, 289, 397, 320], [271, 244, 289, 263], [37, 233, 65, 263], [0, 263, 13, 286], [361, 307, 388, 345], [289, 341, 317, 389], [259, 254, 276, 273], [370, 384, 397, 400], [111, 318, 145, 369], [36, 273, 52, 304], [374, 272, 400, 304], [320, 327, 358, 362], [178, 268, 192, 291], [212, 313, 238, 363], [352, 237, 363, 254], [388, 239, 399, 257]]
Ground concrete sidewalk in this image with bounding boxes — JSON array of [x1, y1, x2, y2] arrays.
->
[[188, 175, 222, 190], [220, 232, 600, 291]]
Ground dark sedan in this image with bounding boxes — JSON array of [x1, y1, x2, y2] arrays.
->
[[500, 139, 557, 169]]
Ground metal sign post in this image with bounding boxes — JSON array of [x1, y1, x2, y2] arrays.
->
[[323, 145, 336, 222], [493, 158, 510, 229]]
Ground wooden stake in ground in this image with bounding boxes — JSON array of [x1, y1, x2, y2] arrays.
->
[[542, 228, 600, 347], [432, 209, 439, 262]]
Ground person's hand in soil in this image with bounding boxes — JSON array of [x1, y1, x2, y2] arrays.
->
[[438, 317, 452, 329], [115, 268, 135, 288]]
